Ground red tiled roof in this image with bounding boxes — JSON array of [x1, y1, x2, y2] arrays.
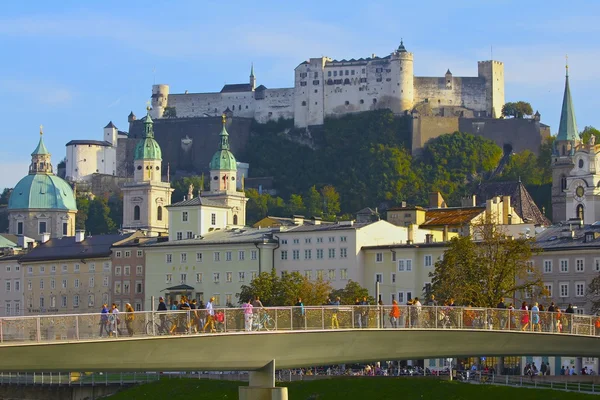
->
[[421, 207, 484, 226]]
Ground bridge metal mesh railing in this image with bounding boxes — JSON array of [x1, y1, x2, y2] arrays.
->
[[0, 306, 598, 344]]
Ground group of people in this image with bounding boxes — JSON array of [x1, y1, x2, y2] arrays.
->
[[156, 296, 227, 334], [99, 303, 135, 337]]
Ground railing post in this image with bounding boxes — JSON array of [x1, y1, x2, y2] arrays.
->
[[75, 316, 80, 340], [36, 317, 41, 342], [322, 307, 325, 330], [275, 308, 278, 331], [351, 307, 355, 329], [290, 308, 293, 331], [435, 307, 438, 329]]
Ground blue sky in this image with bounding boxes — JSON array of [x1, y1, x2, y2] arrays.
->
[[1, 0, 598, 189]]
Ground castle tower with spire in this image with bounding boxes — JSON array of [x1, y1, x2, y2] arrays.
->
[[121, 107, 173, 235], [250, 63, 256, 91], [8, 127, 77, 240], [203, 115, 247, 226], [551, 60, 600, 224]]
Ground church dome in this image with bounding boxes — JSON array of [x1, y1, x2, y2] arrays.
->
[[209, 123, 237, 171], [9, 174, 77, 211], [134, 114, 162, 160]]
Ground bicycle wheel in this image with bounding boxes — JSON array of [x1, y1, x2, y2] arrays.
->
[[146, 321, 158, 335], [264, 316, 275, 331]]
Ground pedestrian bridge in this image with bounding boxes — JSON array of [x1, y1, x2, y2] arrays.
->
[[0, 305, 598, 372]]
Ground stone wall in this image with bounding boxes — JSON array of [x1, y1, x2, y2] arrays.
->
[[411, 116, 460, 156], [414, 77, 487, 114]]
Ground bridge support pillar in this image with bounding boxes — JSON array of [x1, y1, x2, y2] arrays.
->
[[239, 360, 288, 400]]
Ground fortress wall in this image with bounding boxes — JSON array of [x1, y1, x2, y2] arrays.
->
[[255, 88, 295, 122], [169, 93, 255, 118], [414, 77, 487, 113], [411, 116, 459, 156]]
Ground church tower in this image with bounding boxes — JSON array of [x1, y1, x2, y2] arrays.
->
[[249, 63, 256, 91], [121, 107, 173, 235], [204, 115, 247, 226], [551, 61, 580, 223]]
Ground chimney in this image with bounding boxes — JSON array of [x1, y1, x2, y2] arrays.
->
[[292, 215, 305, 225], [428, 192, 446, 209], [443, 225, 449, 242], [41, 232, 50, 244], [425, 234, 434, 244], [408, 224, 414, 244], [461, 195, 476, 207], [75, 230, 85, 243], [312, 216, 322, 225]]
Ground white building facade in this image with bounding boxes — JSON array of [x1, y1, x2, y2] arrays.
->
[[65, 122, 119, 182]]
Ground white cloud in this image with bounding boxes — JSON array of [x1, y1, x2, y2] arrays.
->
[[0, 79, 74, 106]]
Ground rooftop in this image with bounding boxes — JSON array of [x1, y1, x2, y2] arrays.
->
[[252, 215, 333, 228], [66, 140, 113, 147], [281, 221, 374, 233], [146, 227, 277, 248], [167, 196, 229, 209], [220, 83, 253, 93], [535, 223, 600, 251], [20, 233, 135, 263], [421, 207, 485, 227]]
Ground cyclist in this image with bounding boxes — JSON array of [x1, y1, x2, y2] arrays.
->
[[156, 297, 168, 334]]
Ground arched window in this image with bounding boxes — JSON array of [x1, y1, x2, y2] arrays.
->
[[562, 145, 566, 156], [157, 206, 163, 221], [561, 175, 567, 191], [134, 205, 140, 221], [233, 215, 238, 225], [577, 204, 584, 221]]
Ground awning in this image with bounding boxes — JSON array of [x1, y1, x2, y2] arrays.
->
[[162, 284, 195, 292]]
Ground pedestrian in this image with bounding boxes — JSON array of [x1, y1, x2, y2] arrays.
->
[[99, 304, 109, 337], [360, 296, 370, 328], [198, 300, 206, 330], [412, 297, 422, 328], [294, 297, 305, 329], [157, 297, 168, 334], [124, 303, 135, 337], [531, 302, 541, 332], [190, 299, 199, 333], [242, 298, 253, 332], [389, 300, 400, 328], [520, 301, 529, 331], [110, 303, 121, 336], [354, 298, 362, 328], [330, 297, 340, 329], [203, 297, 216, 333]]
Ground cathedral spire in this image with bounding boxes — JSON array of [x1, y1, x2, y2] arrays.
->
[[31, 125, 50, 156], [144, 106, 155, 139], [556, 55, 578, 142], [218, 114, 230, 151]]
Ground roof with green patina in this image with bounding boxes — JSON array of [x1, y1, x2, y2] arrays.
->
[[31, 135, 50, 156], [556, 69, 578, 142], [8, 173, 77, 211], [210, 124, 237, 171], [134, 113, 162, 161]]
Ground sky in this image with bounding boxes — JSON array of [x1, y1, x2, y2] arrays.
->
[[0, 0, 599, 189]]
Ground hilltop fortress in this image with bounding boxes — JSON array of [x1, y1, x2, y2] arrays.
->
[[151, 41, 505, 128]]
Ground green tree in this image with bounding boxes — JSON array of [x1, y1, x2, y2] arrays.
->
[[330, 280, 375, 305], [171, 175, 205, 203], [85, 198, 116, 235], [306, 186, 322, 217], [429, 220, 541, 307], [580, 126, 600, 144], [0, 188, 11, 206], [586, 276, 600, 313], [108, 194, 123, 230], [75, 196, 90, 230], [501, 101, 533, 119], [321, 185, 340, 217], [286, 194, 305, 215], [245, 188, 269, 224], [163, 106, 177, 118], [500, 150, 548, 185]]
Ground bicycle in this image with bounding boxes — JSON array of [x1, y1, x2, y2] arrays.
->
[[146, 314, 174, 335], [252, 312, 275, 331]]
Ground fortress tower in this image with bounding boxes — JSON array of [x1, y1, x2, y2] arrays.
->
[[391, 40, 414, 113], [477, 61, 505, 118], [151, 84, 169, 119]]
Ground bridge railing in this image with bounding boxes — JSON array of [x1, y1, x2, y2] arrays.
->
[[0, 305, 598, 344]]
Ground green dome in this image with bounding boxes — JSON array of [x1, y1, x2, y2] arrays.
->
[[9, 174, 77, 211], [134, 137, 162, 160], [210, 149, 237, 170]]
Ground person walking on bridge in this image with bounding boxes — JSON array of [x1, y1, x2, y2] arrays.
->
[[389, 300, 400, 328], [203, 297, 216, 333], [294, 297, 305, 330], [99, 304, 109, 337], [330, 297, 340, 329], [157, 297, 168, 335], [242, 298, 253, 332], [124, 303, 135, 337]]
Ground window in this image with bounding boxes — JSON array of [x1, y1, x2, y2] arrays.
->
[[157, 206, 163, 221], [50, 279, 55, 289], [328, 248, 336, 259], [293, 239, 300, 245], [115, 266, 122, 276], [133, 206, 140, 221], [391, 273, 396, 284], [560, 259, 568, 273], [239, 272, 245, 282], [305, 270, 312, 279], [166, 254, 172, 264], [5, 302, 10, 316], [39, 265, 46, 274], [180, 274, 187, 284], [376, 253, 383, 263], [398, 260, 405, 271], [576, 282, 585, 297], [124, 266, 130, 276], [103, 262, 110, 272], [17, 222, 23, 235], [182, 211, 188, 222], [27, 266, 33, 274], [305, 249, 312, 259], [74, 279, 79, 288], [187, 231, 193, 239], [424, 255, 433, 267], [193, 272, 202, 283], [281, 250, 288, 260], [39, 280, 44, 289], [251, 271, 258, 280], [115, 251, 122, 258], [226, 251, 232, 261], [137, 250, 143, 257], [73, 295, 80, 308], [181, 253, 187, 263], [543, 260, 552, 273], [316, 270, 324, 280], [293, 250, 300, 260], [317, 249, 324, 259], [406, 260, 412, 271], [595, 258, 600, 272], [251, 250, 257, 260], [340, 269, 348, 280], [115, 282, 122, 294], [196, 252, 203, 262], [336, 248, 346, 259], [526, 261, 534, 274], [89, 277, 95, 288], [214, 252, 221, 262], [213, 294, 221, 306], [560, 282, 569, 297], [124, 251, 131, 258], [328, 269, 336, 281], [103, 277, 109, 287], [88, 263, 94, 272], [340, 236, 347, 242], [375, 273, 383, 283], [14, 280, 20, 292], [136, 265, 143, 275], [317, 237, 323, 243], [280, 239, 288, 245], [14, 302, 20, 315], [165, 274, 172, 283], [328, 236, 335, 243], [576, 308, 585, 315], [305, 238, 311, 244], [5, 281, 10, 292], [27, 280, 32, 290], [211, 213, 216, 225], [39, 297, 45, 308], [176, 232, 183, 240], [39, 221, 47, 234], [576, 259, 585, 272], [238, 250, 245, 261], [213, 273, 220, 283], [226, 272, 233, 283]]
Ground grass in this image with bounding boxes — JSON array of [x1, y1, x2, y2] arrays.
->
[[108, 376, 600, 400]]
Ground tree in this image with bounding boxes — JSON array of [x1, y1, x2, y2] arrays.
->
[[107, 193, 123, 230], [429, 220, 541, 307], [85, 198, 116, 235], [163, 106, 177, 118], [500, 150, 549, 185], [286, 194, 305, 215], [75, 196, 90, 230], [586, 276, 600, 314], [501, 101, 533, 119], [330, 280, 375, 305], [321, 185, 340, 217], [171, 175, 206, 203], [245, 188, 269, 224], [0, 188, 11, 206], [580, 126, 600, 144], [305, 186, 322, 217]]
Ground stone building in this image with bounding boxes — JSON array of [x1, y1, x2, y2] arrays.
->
[[110, 234, 152, 312], [150, 41, 503, 128], [8, 129, 77, 241], [121, 108, 173, 236]]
